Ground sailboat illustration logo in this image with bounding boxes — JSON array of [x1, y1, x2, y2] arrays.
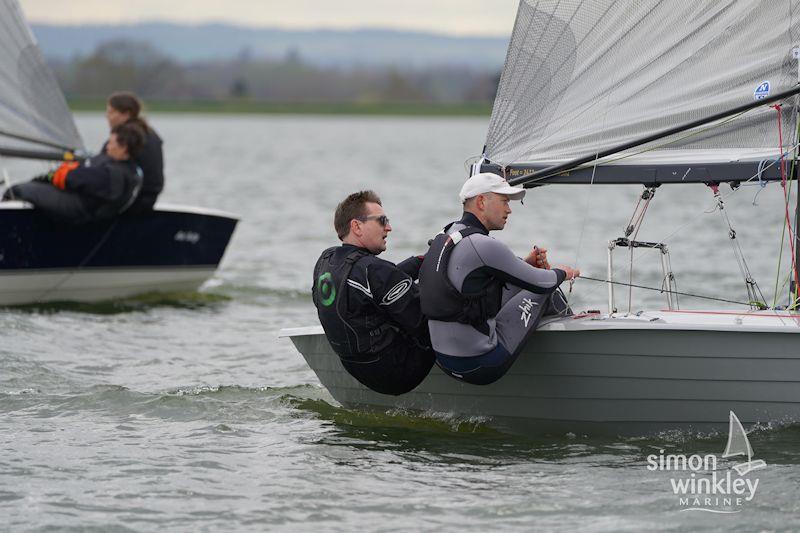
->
[[721, 411, 767, 476]]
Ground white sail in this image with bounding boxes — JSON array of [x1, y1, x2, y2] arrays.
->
[[485, 0, 800, 179], [0, 0, 84, 153]]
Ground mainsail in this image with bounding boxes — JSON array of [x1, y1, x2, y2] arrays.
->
[[484, 0, 800, 185], [0, 0, 84, 157]]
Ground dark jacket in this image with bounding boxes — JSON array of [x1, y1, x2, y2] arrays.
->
[[67, 154, 142, 220], [312, 244, 428, 361], [103, 128, 163, 212]]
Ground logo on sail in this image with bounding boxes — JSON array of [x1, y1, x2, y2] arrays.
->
[[754, 81, 771, 100], [646, 411, 766, 513]]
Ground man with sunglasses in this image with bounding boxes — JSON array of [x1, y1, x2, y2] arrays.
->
[[312, 190, 434, 395]]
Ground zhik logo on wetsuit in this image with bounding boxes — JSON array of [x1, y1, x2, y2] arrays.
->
[[317, 272, 336, 306], [381, 279, 412, 305], [518, 297, 538, 327]]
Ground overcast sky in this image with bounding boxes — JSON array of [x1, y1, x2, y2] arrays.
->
[[19, 1, 519, 36]]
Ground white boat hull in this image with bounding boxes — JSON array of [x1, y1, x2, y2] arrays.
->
[[282, 311, 800, 435], [0, 266, 217, 305]]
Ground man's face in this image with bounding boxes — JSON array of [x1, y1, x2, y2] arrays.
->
[[356, 202, 392, 254], [481, 192, 513, 230], [106, 133, 129, 161]]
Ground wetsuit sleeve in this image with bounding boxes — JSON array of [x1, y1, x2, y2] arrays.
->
[[470, 236, 566, 294], [368, 260, 426, 335], [64, 165, 117, 201], [396, 255, 424, 280]]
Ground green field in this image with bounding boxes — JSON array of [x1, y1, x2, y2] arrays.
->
[[68, 99, 493, 117]]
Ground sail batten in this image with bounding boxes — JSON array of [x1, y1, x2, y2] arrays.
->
[[0, 0, 83, 157], [486, 0, 800, 181]]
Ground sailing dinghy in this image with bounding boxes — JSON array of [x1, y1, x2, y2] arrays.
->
[[283, 0, 800, 435], [0, 0, 238, 305]]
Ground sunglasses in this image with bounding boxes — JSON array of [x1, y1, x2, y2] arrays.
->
[[356, 214, 390, 226]]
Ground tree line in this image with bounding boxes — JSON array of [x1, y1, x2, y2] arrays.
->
[[49, 40, 500, 104]]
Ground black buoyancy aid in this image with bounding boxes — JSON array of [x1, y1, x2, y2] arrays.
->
[[418, 225, 503, 327], [312, 246, 398, 360]]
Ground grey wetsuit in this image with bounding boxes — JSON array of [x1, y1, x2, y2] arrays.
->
[[428, 213, 568, 360]]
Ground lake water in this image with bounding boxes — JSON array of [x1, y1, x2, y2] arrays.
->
[[2, 113, 799, 531]]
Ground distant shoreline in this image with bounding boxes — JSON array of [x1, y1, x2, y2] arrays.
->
[[68, 99, 492, 117]]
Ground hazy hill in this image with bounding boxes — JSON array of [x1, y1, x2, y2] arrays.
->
[[31, 23, 509, 68]]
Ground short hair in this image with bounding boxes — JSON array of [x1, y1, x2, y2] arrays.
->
[[111, 122, 145, 158], [334, 190, 382, 240]]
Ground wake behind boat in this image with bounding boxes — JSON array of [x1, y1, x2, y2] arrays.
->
[[0, 0, 238, 305], [284, 0, 800, 435]]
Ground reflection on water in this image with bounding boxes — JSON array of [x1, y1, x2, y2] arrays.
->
[[8, 290, 231, 315]]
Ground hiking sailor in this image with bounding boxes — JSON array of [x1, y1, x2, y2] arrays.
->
[[103, 91, 164, 213], [312, 190, 435, 395], [3, 123, 144, 225], [419, 172, 580, 385]]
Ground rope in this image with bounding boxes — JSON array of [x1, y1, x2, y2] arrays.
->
[[772, 104, 800, 306], [573, 142, 800, 308], [32, 219, 121, 303], [578, 276, 755, 307]]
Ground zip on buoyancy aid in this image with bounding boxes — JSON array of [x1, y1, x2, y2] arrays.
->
[[312, 246, 399, 360], [418, 225, 504, 328]]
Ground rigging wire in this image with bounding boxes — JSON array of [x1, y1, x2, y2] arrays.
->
[[578, 276, 755, 307], [772, 105, 800, 308], [572, 142, 800, 309], [708, 184, 767, 308], [623, 187, 657, 313], [771, 104, 800, 306]]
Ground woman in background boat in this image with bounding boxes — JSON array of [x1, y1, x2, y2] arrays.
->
[[104, 91, 164, 212], [2, 123, 145, 224]]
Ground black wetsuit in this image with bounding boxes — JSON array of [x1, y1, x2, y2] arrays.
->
[[5, 155, 142, 225], [312, 244, 434, 395], [103, 128, 163, 213]]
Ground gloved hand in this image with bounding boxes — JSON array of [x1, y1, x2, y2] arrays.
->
[[44, 162, 79, 190]]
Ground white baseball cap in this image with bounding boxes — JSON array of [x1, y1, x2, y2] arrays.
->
[[459, 172, 526, 203]]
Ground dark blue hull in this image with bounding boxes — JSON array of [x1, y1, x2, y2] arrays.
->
[[0, 203, 238, 304]]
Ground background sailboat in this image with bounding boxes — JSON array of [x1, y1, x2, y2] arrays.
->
[[0, 0, 238, 305]]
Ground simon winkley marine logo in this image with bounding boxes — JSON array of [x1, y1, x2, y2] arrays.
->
[[646, 411, 767, 513]]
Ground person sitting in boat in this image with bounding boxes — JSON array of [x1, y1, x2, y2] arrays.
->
[[312, 190, 435, 395], [103, 91, 164, 213], [418, 173, 579, 385], [3, 123, 144, 225]]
